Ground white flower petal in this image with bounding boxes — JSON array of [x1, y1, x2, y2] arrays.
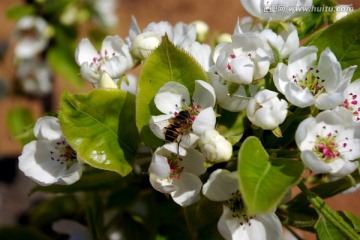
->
[[180, 148, 206, 175], [101, 35, 124, 55], [280, 28, 299, 59], [75, 38, 99, 65], [80, 62, 101, 83], [170, 172, 202, 206], [247, 213, 283, 240], [154, 81, 190, 114], [287, 46, 318, 80], [192, 107, 216, 135], [217, 205, 246, 240], [230, 56, 255, 84], [192, 80, 216, 109], [149, 114, 171, 140], [179, 133, 199, 148], [301, 151, 332, 174], [329, 159, 358, 177], [317, 48, 342, 91], [149, 173, 176, 193], [315, 92, 345, 110], [18, 141, 65, 185], [100, 55, 128, 79], [202, 169, 238, 202], [285, 82, 314, 108], [58, 165, 82, 185], [34, 116, 63, 141], [149, 149, 171, 178]]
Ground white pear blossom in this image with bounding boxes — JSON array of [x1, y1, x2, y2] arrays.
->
[[75, 35, 133, 84], [16, 59, 52, 96], [340, 79, 360, 123], [295, 107, 360, 177], [198, 129, 233, 163], [213, 32, 270, 85], [127, 16, 197, 60], [149, 143, 206, 206], [182, 41, 212, 71], [259, 24, 299, 63], [247, 89, 288, 130], [18, 116, 82, 186], [240, 0, 313, 22], [150, 80, 217, 148], [209, 72, 258, 112], [274, 47, 357, 109], [14, 16, 49, 59], [202, 169, 282, 240], [131, 31, 162, 59]]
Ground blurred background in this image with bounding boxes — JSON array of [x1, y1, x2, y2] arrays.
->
[[0, 0, 360, 239]]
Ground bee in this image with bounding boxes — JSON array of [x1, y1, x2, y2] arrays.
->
[[164, 110, 192, 143]]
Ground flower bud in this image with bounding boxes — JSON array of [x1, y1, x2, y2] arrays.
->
[[198, 129, 232, 163], [131, 31, 162, 59], [190, 20, 209, 43], [99, 72, 118, 89], [246, 89, 288, 130], [216, 33, 232, 43]]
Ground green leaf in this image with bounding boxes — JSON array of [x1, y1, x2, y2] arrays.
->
[[304, 9, 360, 80], [282, 208, 318, 230], [315, 215, 347, 240], [136, 36, 208, 147], [340, 211, 360, 232], [47, 45, 84, 88], [59, 89, 139, 176], [6, 107, 35, 145], [238, 136, 305, 215]]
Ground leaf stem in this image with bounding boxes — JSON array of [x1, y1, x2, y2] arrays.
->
[[298, 182, 360, 240]]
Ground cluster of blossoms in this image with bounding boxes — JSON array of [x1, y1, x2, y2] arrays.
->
[[17, 0, 360, 239], [12, 0, 119, 99], [13, 16, 52, 97]]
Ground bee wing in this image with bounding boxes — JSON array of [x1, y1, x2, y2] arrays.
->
[[149, 114, 171, 139]]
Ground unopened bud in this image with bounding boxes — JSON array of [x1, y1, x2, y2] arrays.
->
[[198, 129, 232, 163], [99, 72, 118, 89], [131, 31, 162, 60], [190, 20, 209, 43]]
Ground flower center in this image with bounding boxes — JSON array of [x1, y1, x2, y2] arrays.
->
[[50, 139, 77, 170], [292, 67, 325, 96], [341, 92, 360, 122], [226, 190, 255, 226], [167, 154, 184, 179], [314, 126, 352, 163], [90, 49, 118, 74]]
